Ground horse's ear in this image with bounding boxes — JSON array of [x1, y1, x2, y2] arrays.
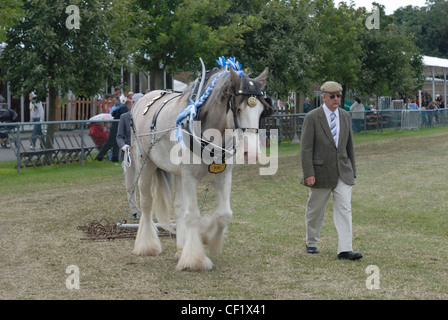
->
[[254, 67, 269, 90], [229, 67, 241, 89]]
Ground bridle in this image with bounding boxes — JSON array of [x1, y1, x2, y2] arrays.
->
[[180, 77, 273, 167], [227, 78, 273, 133]]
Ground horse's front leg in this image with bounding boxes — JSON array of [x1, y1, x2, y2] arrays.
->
[[173, 175, 186, 260], [200, 167, 233, 256], [176, 170, 213, 271], [132, 161, 161, 256]]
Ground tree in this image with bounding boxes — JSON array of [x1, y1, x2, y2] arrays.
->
[[311, 0, 364, 108], [357, 5, 424, 106], [0, 0, 23, 43], [230, 0, 318, 98], [0, 0, 116, 144], [394, 0, 448, 59], [104, 0, 140, 84], [131, 0, 250, 88]]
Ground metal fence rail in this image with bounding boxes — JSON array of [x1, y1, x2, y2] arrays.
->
[[1, 109, 447, 172], [260, 109, 448, 143]]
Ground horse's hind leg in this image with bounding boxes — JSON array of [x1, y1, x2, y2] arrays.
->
[[176, 172, 213, 271], [200, 169, 233, 256], [132, 161, 161, 256]]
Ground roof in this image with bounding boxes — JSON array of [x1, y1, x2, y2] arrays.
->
[[423, 55, 448, 77]]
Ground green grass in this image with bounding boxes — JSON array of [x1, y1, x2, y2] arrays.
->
[[1, 127, 447, 300]]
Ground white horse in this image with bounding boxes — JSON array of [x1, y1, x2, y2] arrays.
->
[[131, 61, 272, 271]]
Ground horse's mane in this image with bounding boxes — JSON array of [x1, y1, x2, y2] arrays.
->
[[196, 69, 232, 119]]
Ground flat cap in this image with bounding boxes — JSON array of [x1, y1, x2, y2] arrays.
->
[[320, 81, 342, 93]]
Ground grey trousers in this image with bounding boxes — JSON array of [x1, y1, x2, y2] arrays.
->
[[305, 178, 353, 254], [123, 156, 140, 216]]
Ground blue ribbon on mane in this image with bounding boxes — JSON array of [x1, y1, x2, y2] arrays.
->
[[174, 57, 245, 146]]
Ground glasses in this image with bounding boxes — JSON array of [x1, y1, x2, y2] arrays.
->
[[328, 94, 342, 99]]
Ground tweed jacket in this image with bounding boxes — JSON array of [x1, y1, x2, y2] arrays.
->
[[300, 106, 356, 188]]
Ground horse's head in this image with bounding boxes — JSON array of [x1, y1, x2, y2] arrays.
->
[[196, 64, 273, 164], [229, 67, 273, 163]]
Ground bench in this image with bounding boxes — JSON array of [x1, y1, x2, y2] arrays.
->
[[11, 133, 97, 168], [10, 136, 54, 168]]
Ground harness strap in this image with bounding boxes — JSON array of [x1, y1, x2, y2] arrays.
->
[[143, 91, 167, 115], [181, 120, 236, 163], [150, 93, 183, 131], [234, 89, 264, 97]]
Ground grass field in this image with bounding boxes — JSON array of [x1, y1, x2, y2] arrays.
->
[[0, 127, 447, 300]]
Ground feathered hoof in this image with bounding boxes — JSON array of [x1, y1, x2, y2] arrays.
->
[[132, 243, 162, 256], [175, 255, 213, 272]]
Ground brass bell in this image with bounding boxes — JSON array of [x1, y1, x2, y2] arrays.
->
[[248, 96, 257, 107]]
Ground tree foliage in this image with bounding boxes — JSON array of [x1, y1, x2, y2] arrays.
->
[[231, 0, 318, 97], [0, 0, 428, 107], [0, 0, 119, 147], [131, 0, 251, 79], [0, 0, 115, 101], [357, 5, 424, 99], [311, 0, 364, 103], [394, 0, 448, 59], [0, 0, 23, 43]]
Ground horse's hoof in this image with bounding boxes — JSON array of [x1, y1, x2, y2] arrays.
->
[[132, 246, 161, 256], [175, 256, 213, 272]]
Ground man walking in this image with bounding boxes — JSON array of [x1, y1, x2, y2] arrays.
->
[[29, 92, 45, 149], [116, 100, 139, 220], [300, 81, 362, 260]]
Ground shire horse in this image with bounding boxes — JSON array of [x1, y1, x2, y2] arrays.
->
[[131, 58, 272, 271]]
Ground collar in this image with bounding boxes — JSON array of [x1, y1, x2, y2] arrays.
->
[[323, 103, 339, 118]]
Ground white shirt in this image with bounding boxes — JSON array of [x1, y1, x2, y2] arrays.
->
[[323, 103, 339, 147], [30, 100, 44, 121]]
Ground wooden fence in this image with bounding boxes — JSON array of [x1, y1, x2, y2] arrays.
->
[[55, 97, 114, 129]]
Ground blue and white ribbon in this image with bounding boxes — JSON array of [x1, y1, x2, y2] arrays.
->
[[174, 57, 245, 146]]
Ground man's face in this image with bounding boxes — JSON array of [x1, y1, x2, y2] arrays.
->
[[322, 92, 341, 111]]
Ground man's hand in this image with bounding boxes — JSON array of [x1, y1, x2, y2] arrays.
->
[[305, 176, 315, 187]]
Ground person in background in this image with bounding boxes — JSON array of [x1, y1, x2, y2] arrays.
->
[[95, 96, 124, 162], [303, 98, 311, 113], [116, 100, 139, 220], [285, 96, 294, 114], [408, 98, 419, 110], [90, 121, 110, 148], [29, 92, 45, 149], [350, 98, 365, 134]]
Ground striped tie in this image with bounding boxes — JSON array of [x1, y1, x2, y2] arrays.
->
[[330, 112, 337, 143]]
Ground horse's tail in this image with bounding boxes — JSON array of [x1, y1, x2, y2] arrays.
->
[[151, 168, 174, 232]]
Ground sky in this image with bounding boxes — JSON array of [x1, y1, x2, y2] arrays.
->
[[341, 0, 428, 15]]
